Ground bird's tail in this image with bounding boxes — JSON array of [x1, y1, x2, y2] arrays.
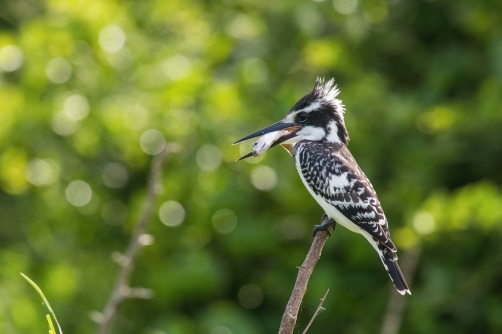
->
[[379, 246, 411, 295]]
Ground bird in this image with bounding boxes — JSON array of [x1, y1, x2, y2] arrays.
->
[[234, 77, 411, 295]]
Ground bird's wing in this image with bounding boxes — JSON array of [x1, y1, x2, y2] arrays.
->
[[296, 142, 396, 252]]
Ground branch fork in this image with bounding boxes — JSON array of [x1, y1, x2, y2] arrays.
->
[[278, 219, 334, 334]]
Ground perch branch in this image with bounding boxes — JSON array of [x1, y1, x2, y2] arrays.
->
[[380, 246, 421, 334], [96, 147, 169, 334], [278, 221, 333, 334], [301, 289, 329, 334]]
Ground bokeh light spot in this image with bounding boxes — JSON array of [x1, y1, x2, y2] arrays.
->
[[63, 94, 90, 121], [226, 14, 263, 39], [162, 55, 192, 81], [212, 209, 237, 233], [101, 162, 128, 188], [250, 165, 277, 191], [46, 57, 72, 83], [413, 211, 435, 235], [52, 112, 80, 136], [238, 284, 263, 309], [140, 129, 166, 155], [138, 234, 155, 246], [99, 25, 126, 53], [159, 200, 185, 227], [0, 45, 24, 72], [363, 0, 388, 23], [66, 180, 92, 207], [395, 227, 419, 249], [25, 158, 59, 186], [333, 0, 358, 15], [196, 144, 222, 171]]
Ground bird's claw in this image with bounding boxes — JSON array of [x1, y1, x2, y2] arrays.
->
[[312, 213, 336, 237]]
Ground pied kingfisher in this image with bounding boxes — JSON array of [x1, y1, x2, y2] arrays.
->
[[234, 77, 410, 295]]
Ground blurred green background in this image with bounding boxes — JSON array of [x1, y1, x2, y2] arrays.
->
[[1, 0, 502, 333]]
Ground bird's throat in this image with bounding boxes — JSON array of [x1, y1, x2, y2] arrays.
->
[[280, 143, 295, 156]]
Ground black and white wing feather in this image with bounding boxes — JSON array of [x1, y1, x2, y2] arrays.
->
[[294, 141, 395, 251], [293, 141, 411, 295]]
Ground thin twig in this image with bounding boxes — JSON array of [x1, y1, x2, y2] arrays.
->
[[96, 147, 169, 334], [380, 246, 421, 334], [278, 220, 333, 334], [301, 289, 329, 334]]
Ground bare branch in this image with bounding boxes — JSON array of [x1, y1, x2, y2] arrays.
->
[[96, 148, 170, 334], [278, 223, 333, 334], [301, 289, 329, 334], [380, 246, 421, 334]]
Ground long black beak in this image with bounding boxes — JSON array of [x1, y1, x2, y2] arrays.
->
[[233, 121, 296, 145]]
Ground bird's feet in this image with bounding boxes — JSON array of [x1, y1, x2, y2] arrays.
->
[[312, 213, 336, 237]]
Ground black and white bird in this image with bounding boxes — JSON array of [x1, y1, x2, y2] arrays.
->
[[234, 77, 411, 295]]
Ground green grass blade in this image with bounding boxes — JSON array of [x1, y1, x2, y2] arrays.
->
[[46, 314, 56, 334], [21, 273, 63, 334]]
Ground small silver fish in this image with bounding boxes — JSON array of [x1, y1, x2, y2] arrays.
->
[[236, 130, 285, 161], [252, 130, 284, 156]]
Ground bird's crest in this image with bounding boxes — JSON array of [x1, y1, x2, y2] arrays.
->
[[312, 77, 345, 119]]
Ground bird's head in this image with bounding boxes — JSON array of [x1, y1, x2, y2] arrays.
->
[[234, 77, 348, 158]]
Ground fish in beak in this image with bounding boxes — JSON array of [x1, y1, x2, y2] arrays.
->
[[233, 121, 302, 161]]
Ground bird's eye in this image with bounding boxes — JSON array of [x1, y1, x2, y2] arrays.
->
[[296, 112, 308, 123]]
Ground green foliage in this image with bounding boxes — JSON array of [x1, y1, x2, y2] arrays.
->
[[0, 0, 501, 333]]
